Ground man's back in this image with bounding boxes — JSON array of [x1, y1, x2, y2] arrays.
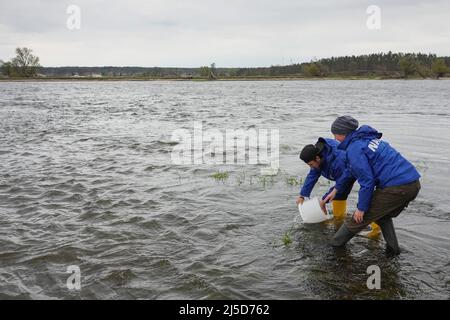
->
[[344, 125, 421, 188]]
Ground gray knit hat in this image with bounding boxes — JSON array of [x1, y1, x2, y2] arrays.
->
[[331, 116, 359, 135]]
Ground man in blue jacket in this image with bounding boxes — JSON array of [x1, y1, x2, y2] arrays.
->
[[325, 116, 421, 255], [296, 137, 356, 219]]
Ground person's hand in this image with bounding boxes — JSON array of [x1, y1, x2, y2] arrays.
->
[[296, 196, 305, 206], [319, 200, 328, 215], [322, 188, 337, 204], [352, 209, 365, 224]]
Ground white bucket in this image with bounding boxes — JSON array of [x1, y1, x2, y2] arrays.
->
[[298, 197, 333, 223]]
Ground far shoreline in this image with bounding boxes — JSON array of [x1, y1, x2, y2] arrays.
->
[[1, 76, 449, 82]]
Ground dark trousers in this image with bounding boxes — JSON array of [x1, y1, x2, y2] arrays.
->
[[346, 180, 421, 234]]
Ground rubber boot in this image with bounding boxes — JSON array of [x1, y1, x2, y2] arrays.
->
[[379, 218, 401, 256], [331, 224, 355, 247], [332, 200, 347, 219]]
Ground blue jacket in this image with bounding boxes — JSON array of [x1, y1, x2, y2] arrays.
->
[[300, 138, 351, 198], [337, 125, 421, 212]]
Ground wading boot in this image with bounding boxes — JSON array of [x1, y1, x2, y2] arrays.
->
[[332, 200, 347, 219], [331, 224, 355, 247], [379, 218, 401, 256]]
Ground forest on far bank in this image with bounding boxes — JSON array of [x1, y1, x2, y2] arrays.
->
[[1, 49, 449, 79]]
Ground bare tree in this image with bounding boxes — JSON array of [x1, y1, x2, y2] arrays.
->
[[11, 47, 41, 77]]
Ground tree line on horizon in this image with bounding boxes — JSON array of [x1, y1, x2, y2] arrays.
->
[[1, 48, 449, 79], [232, 52, 449, 79]]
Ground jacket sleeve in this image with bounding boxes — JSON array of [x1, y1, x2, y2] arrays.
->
[[322, 186, 335, 201], [348, 148, 376, 212], [300, 169, 321, 197]]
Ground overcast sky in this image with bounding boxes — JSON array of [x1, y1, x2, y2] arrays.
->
[[1, 0, 449, 67]]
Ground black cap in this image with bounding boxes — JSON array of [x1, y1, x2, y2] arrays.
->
[[299, 139, 325, 163]]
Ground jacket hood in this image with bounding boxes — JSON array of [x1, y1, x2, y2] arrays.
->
[[317, 137, 339, 167], [317, 137, 337, 155], [338, 125, 383, 150], [317, 137, 339, 148]]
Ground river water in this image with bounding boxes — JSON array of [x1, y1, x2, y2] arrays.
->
[[0, 80, 449, 299]]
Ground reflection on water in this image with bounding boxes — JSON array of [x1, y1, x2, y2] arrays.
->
[[0, 80, 449, 299]]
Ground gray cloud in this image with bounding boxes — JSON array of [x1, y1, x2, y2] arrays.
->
[[0, 0, 449, 67]]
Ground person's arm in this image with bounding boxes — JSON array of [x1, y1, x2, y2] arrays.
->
[[299, 168, 321, 198], [322, 186, 335, 202], [349, 149, 376, 213], [321, 168, 354, 204], [297, 169, 321, 206], [321, 152, 353, 204]]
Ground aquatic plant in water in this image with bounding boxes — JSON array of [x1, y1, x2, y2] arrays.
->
[[282, 232, 292, 246], [211, 171, 229, 181], [286, 176, 300, 186], [282, 224, 296, 246]]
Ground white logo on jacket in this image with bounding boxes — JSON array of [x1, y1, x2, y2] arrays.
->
[[368, 139, 381, 152]]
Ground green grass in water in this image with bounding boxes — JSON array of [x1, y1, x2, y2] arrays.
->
[[282, 232, 293, 246], [211, 171, 229, 181], [286, 176, 300, 186]]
